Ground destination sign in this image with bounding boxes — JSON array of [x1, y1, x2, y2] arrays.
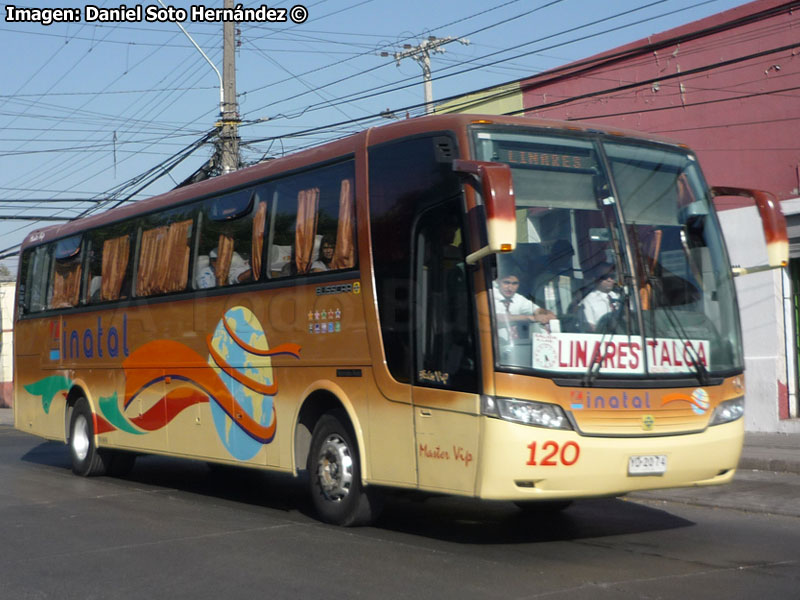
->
[[532, 332, 710, 375], [499, 148, 593, 170]]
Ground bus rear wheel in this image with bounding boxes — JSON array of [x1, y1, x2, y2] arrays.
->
[[308, 412, 381, 526], [69, 398, 109, 477]]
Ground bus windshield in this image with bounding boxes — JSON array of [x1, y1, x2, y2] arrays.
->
[[473, 127, 742, 380]]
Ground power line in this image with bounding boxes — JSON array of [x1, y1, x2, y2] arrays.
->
[[247, 0, 701, 122]]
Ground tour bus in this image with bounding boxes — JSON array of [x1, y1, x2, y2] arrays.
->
[[14, 114, 787, 526]]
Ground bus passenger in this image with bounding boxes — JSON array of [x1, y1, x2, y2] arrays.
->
[[228, 250, 252, 284], [196, 248, 251, 288], [88, 275, 102, 302], [311, 235, 335, 272], [493, 268, 555, 343]]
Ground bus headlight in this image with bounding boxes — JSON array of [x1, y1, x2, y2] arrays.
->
[[482, 396, 572, 430], [708, 397, 744, 426]]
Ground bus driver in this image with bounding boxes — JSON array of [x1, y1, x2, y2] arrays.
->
[[493, 268, 556, 343]]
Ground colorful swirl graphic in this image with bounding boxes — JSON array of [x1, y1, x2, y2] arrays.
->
[[660, 389, 711, 415], [95, 306, 300, 459]]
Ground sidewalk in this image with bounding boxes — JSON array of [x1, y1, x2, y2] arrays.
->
[[739, 431, 800, 475], [0, 408, 797, 474]]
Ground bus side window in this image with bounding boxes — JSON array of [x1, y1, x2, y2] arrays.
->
[[86, 230, 133, 304], [269, 182, 297, 278], [195, 190, 255, 289], [268, 160, 356, 279], [369, 134, 462, 384], [20, 245, 52, 314], [49, 235, 83, 310], [135, 208, 195, 297], [320, 178, 356, 272]]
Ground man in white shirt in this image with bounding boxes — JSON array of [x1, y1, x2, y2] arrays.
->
[[580, 265, 621, 331], [493, 270, 556, 343], [196, 247, 251, 288]]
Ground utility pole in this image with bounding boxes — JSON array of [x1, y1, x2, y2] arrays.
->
[[383, 36, 469, 114], [218, 0, 240, 173], [157, 0, 240, 179]]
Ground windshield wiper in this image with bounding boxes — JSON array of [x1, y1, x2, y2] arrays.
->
[[582, 283, 631, 386], [648, 276, 710, 386]]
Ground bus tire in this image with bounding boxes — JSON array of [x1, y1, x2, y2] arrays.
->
[[308, 411, 381, 526], [68, 398, 109, 477]]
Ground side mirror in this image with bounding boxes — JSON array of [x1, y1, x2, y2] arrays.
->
[[453, 159, 516, 264], [712, 186, 788, 274]]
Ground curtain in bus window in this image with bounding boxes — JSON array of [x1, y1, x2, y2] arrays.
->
[[331, 179, 355, 270], [101, 235, 130, 301], [215, 234, 234, 286], [50, 262, 82, 308], [251, 201, 267, 280], [137, 225, 165, 296], [137, 219, 191, 295], [163, 220, 191, 292], [295, 187, 319, 274]]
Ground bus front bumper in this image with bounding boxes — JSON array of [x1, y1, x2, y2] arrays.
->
[[474, 416, 744, 501]]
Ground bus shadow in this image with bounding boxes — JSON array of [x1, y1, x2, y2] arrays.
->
[[20, 442, 311, 517], [21, 442, 693, 544], [375, 494, 694, 544], [19, 440, 72, 469]]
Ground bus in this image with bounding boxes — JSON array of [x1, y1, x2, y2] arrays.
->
[[14, 114, 787, 526]]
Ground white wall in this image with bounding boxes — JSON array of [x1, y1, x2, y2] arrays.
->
[[718, 204, 800, 433], [0, 281, 14, 407]]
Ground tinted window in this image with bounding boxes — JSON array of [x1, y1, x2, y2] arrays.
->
[[135, 205, 196, 297], [414, 201, 477, 391], [85, 225, 134, 304], [369, 134, 461, 383], [20, 245, 52, 314], [265, 160, 356, 278], [195, 190, 258, 289], [49, 235, 83, 309]]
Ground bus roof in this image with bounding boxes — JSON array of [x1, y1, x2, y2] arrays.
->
[[20, 113, 686, 251]]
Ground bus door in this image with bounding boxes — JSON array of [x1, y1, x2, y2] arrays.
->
[[411, 202, 481, 494]]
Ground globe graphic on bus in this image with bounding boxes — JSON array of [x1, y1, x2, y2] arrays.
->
[[691, 388, 711, 415], [207, 306, 276, 461]]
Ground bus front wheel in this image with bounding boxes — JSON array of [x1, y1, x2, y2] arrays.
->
[[69, 398, 109, 477], [308, 411, 381, 526]]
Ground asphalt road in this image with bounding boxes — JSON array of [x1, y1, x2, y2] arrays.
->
[[2, 424, 799, 600]]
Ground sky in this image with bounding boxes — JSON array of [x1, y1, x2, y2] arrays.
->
[[0, 0, 750, 272]]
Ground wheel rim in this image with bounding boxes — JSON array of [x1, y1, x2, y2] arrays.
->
[[72, 414, 90, 461], [316, 433, 353, 502]]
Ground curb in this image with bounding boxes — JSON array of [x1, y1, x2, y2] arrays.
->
[[738, 456, 800, 476]]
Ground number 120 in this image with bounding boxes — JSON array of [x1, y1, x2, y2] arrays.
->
[[526, 441, 580, 466]]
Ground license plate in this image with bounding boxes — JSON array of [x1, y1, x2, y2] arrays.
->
[[628, 454, 667, 476]]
